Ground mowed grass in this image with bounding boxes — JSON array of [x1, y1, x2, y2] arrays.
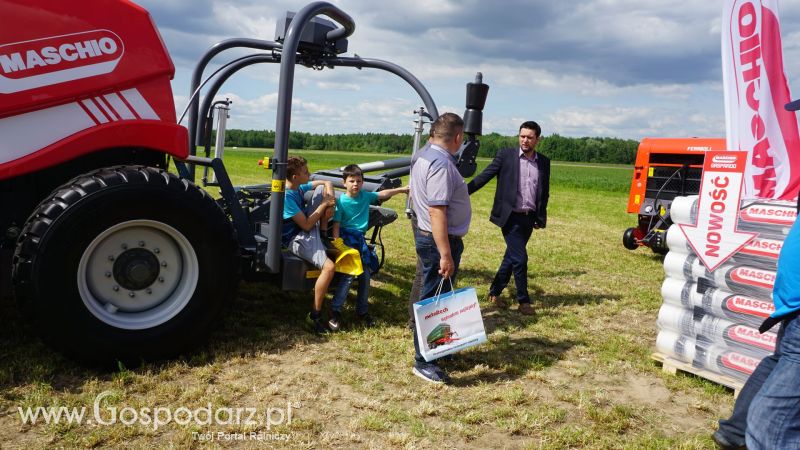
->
[[0, 149, 733, 449]]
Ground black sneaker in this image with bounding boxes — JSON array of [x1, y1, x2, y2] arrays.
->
[[356, 313, 376, 328], [306, 313, 329, 334], [412, 362, 451, 384], [328, 311, 342, 332], [711, 430, 746, 450]]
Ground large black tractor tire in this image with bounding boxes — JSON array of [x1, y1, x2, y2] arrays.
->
[[12, 166, 240, 364]]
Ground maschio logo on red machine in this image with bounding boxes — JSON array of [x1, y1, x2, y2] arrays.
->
[[0, 30, 123, 94], [726, 325, 776, 351], [726, 294, 774, 318]]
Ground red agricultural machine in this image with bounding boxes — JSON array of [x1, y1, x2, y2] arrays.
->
[[622, 138, 726, 253], [0, 0, 488, 363]]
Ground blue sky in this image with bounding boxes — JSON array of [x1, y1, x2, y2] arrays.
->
[[137, 0, 800, 140]]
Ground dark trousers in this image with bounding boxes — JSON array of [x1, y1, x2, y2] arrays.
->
[[716, 321, 786, 447], [716, 354, 779, 446], [745, 315, 800, 448], [489, 211, 535, 304], [408, 221, 424, 323], [410, 229, 464, 363]]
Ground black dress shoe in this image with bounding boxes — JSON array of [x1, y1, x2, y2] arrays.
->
[[712, 430, 746, 450]]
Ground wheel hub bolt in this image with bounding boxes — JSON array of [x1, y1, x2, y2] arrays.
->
[[121, 243, 128, 250], [161, 261, 167, 267], [146, 288, 152, 294], [128, 292, 135, 298], [108, 255, 115, 261], [153, 248, 160, 254], [138, 241, 145, 247], [158, 277, 164, 283], [105, 271, 112, 278], [112, 285, 120, 291]]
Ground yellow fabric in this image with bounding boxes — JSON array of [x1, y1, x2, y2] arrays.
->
[[330, 238, 364, 276]]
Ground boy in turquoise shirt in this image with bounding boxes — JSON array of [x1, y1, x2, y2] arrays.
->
[[282, 156, 336, 333], [328, 164, 408, 330]]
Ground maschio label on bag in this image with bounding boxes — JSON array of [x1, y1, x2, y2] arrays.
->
[[726, 324, 777, 351], [740, 203, 798, 226], [725, 294, 774, 318], [729, 266, 776, 290], [740, 236, 783, 259], [720, 351, 760, 375]]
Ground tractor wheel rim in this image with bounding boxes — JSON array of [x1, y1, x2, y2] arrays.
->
[[77, 220, 199, 330]]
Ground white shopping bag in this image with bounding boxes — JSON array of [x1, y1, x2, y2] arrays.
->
[[413, 281, 487, 362]]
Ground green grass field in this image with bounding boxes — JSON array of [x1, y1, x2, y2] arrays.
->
[[0, 149, 733, 449]]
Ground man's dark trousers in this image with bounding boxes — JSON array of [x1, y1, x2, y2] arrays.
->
[[411, 230, 464, 362], [489, 211, 535, 304]]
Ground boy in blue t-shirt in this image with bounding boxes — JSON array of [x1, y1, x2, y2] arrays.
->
[[283, 156, 336, 333], [328, 164, 409, 331]]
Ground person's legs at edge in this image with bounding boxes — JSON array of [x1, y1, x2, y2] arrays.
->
[[714, 352, 779, 448], [746, 317, 800, 449]]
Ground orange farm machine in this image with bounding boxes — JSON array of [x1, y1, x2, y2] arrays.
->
[[623, 138, 726, 253]]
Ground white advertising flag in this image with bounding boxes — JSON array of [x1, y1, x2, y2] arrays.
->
[[722, 0, 800, 200]]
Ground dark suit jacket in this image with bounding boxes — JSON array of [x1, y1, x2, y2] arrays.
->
[[467, 147, 550, 228]]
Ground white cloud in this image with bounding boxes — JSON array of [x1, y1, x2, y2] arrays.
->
[[316, 82, 361, 91], [545, 105, 724, 139]]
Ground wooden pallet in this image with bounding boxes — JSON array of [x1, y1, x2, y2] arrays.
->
[[652, 352, 744, 398]]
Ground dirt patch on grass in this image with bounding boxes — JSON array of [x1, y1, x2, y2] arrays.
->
[[0, 321, 730, 448]]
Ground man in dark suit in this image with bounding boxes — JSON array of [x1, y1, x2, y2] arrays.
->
[[467, 121, 550, 315]]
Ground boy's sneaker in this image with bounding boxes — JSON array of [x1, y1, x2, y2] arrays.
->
[[306, 313, 329, 334], [356, 313, 376, 328], [328, 311, 342, 332], [412, 362, 451, 384]]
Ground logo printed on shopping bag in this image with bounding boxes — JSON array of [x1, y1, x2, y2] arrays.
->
[[424, 308, 448, 320], [413, 286, 487, 362]]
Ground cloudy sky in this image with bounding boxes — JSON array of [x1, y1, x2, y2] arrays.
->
[[137, 0, 800, 140]]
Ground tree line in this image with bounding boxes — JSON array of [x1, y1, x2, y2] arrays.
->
[[222, 129, 639, 164]]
